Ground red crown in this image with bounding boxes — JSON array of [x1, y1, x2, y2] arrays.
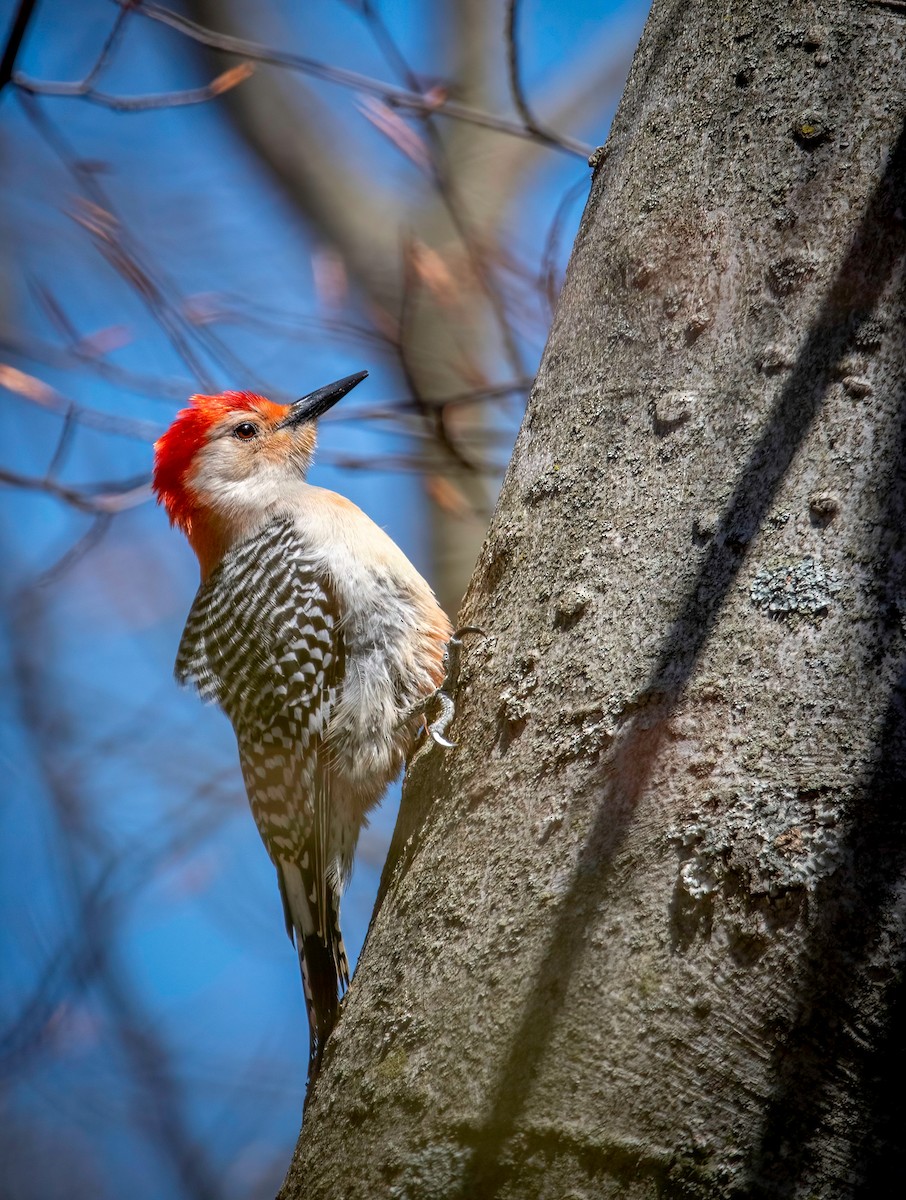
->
[[153, 392, 272, 532]]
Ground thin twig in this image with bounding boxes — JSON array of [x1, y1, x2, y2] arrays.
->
[[20, 94, 219, 388], [505, 0, 609, 161], [44, 407, 79, 480], [82, 0, 134, 89], [356, 3, 528, 382], [0, 467, 151, 513], [132, 1, 592, 158], [505, 0, 547, 138], [15, 62, 255, 112], [0, 328, 191, 399], [21, 94, 269, 394], [36, 514, 114, 587], [538, 174, 589, 315], [388, 91, 589, 157], [0, 0, 38, 95], [1, 362, 161, 441]]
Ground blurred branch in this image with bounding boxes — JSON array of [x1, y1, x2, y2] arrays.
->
[[36, 514, 114, 586], [182, 0, 525, 478], [354, 1, 529, 390], [21, 95, 220, 388], [0, 467, 151, 513], [182, 0, 402, 340], [326, 378, 533, 427], [3, 588, 232, 1199], [397, 241, 481, 474], [20, 84, 276, 395], [480, 14, 637, 220], [0, 327, 191, 399], [187, 292, 391, 351], [0, 0, 38, 96], [1, 364, 160, 441], [538, 174, 590, 314], [505, 0, 555, 141], [320, 450, 504, 474], [15, 61, 255, 112], [134, 0, 592, 157]]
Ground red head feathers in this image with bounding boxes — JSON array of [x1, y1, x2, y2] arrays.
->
[[153, 391, 284, 535], [153, 391, 288, 579], [154, 373, 367, 579]]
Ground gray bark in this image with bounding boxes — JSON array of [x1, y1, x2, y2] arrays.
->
[[282, 2, 906, 1196]]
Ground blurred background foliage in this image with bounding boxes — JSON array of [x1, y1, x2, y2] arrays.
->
[[0, 1, 649, 1195]]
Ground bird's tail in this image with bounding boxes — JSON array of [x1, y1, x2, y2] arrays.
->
[[299, 930, 340, 1081], [277, 859, 349, 1085]]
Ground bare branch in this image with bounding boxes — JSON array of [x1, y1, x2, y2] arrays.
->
[[538, 175, 590, 315], [505, 0, 566, 146], [80, 0, 133, 89], [479, 17, 638, 218], [0, 0, 38, 96], [21, 94, 274, 393], [15, 62, 255, 112], [1, 364, 160, 441], [134, 1, 592, 157], [385, 91, 590, 158], [0, 467, 151, 513], [0, 327, 191, 399]]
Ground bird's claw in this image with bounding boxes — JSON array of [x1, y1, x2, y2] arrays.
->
[[427, 690, 457, 747], [405, 626, 485, 755]]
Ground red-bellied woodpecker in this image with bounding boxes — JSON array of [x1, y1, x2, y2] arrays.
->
[[152, 371, 453, 1082]]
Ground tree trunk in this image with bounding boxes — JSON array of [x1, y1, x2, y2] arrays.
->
[[282, 2, 906, 1196]]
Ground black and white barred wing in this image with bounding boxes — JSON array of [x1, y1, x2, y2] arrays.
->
[[174, 516, 343, 892], [175, 518, 347, 1071], [175, 519, 338, 729]]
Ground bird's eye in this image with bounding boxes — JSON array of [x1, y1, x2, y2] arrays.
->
[[233, 422, 258, 441]]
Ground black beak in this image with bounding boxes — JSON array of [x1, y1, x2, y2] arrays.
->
[[278, 370, 368, 428]]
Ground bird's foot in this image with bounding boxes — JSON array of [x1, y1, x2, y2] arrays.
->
[[404, 626, 484, 751]]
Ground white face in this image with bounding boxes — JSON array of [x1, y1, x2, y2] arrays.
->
[[188, 408, 318, 521]]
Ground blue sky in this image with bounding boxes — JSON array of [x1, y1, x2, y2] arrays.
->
[[0, 2, 650, 1196]]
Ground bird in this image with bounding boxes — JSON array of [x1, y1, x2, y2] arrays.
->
[[152, 370, 453, 1082]]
